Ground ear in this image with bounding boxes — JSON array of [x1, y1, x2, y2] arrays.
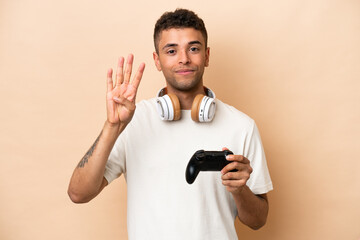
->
[[153, 52, 162, 71], [205, 47, 210, 67]]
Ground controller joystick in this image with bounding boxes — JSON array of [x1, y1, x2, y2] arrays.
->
[[185, 150, 234, 184]]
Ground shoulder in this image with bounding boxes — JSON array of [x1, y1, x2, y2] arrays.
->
[[215, 99, 255, 129]]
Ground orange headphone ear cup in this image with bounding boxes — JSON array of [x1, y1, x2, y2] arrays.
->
[[167, 93, 181, 121], [191, 94, 205, 122]]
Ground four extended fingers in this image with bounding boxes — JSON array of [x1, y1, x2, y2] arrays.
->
[[112, 54, 145, 88]]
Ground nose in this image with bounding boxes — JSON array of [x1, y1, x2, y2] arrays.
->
[[178, 50, 190, 65]]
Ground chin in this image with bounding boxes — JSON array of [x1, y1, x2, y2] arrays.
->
[[166, 78, 203, 92], [170, 83, 201, 92]]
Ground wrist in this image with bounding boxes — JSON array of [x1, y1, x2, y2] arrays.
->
[[105, 119, 120, 128], [104, 120, 126, 136], [231, 185, 248, 199]]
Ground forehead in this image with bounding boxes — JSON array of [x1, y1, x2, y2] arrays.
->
[[158, 28, 205, 47]]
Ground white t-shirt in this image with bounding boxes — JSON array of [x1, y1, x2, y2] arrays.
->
[[104, 98, 273, 240]]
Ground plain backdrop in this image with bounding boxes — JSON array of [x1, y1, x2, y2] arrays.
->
[[0, 0, 359, 239]]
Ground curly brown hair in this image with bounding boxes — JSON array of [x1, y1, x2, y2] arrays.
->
[[153, 8, 208, 54]]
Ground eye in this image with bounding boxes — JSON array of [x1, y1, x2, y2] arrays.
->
[[190, 47, 200, 52], [167, 49, 176, 55]]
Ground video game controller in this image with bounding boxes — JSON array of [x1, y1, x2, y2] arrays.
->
[[185, 150, 234, 184]]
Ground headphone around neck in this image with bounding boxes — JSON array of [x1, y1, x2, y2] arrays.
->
[[156, 87, 216, 122]]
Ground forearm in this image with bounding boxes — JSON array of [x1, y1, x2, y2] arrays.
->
[[232, 186, 269, 230], [68, 121, 125, 203]]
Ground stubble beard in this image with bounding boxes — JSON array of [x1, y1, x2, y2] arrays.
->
[[166, 78, 202, 93], [165, 71, 205, 93]]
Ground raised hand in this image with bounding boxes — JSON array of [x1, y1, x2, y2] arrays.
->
[[106, 54, 145, 129]]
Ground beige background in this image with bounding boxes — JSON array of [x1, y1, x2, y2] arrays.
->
[[1, 0, 359, 239]]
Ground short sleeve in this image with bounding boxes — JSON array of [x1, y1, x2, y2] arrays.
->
[[244, 121, 273, 194]]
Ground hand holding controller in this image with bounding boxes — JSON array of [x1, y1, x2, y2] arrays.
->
[[185, 150, 235, 184]]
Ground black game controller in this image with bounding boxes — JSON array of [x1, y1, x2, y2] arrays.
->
[[185, 150, 234, 184]]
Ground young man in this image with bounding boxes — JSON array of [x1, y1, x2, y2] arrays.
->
[[68, 9, 273, 239]]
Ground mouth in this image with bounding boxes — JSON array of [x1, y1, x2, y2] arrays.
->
[[175, 69, 195, 75]]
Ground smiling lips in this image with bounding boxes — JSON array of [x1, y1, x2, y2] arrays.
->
[[175, 68, 195, 75]]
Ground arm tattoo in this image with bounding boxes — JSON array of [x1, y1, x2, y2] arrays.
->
[[77, 131, 102, 168]]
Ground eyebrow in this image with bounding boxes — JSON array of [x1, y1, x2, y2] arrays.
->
[[189, 41, 202, 45], [162, 41, 203, 50], [162, 43, 178, 50]]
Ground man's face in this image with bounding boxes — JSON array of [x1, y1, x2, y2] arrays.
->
[[153, 28, 210, 92]]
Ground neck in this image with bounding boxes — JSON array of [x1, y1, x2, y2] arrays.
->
[[166, 85, 206, 110]]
